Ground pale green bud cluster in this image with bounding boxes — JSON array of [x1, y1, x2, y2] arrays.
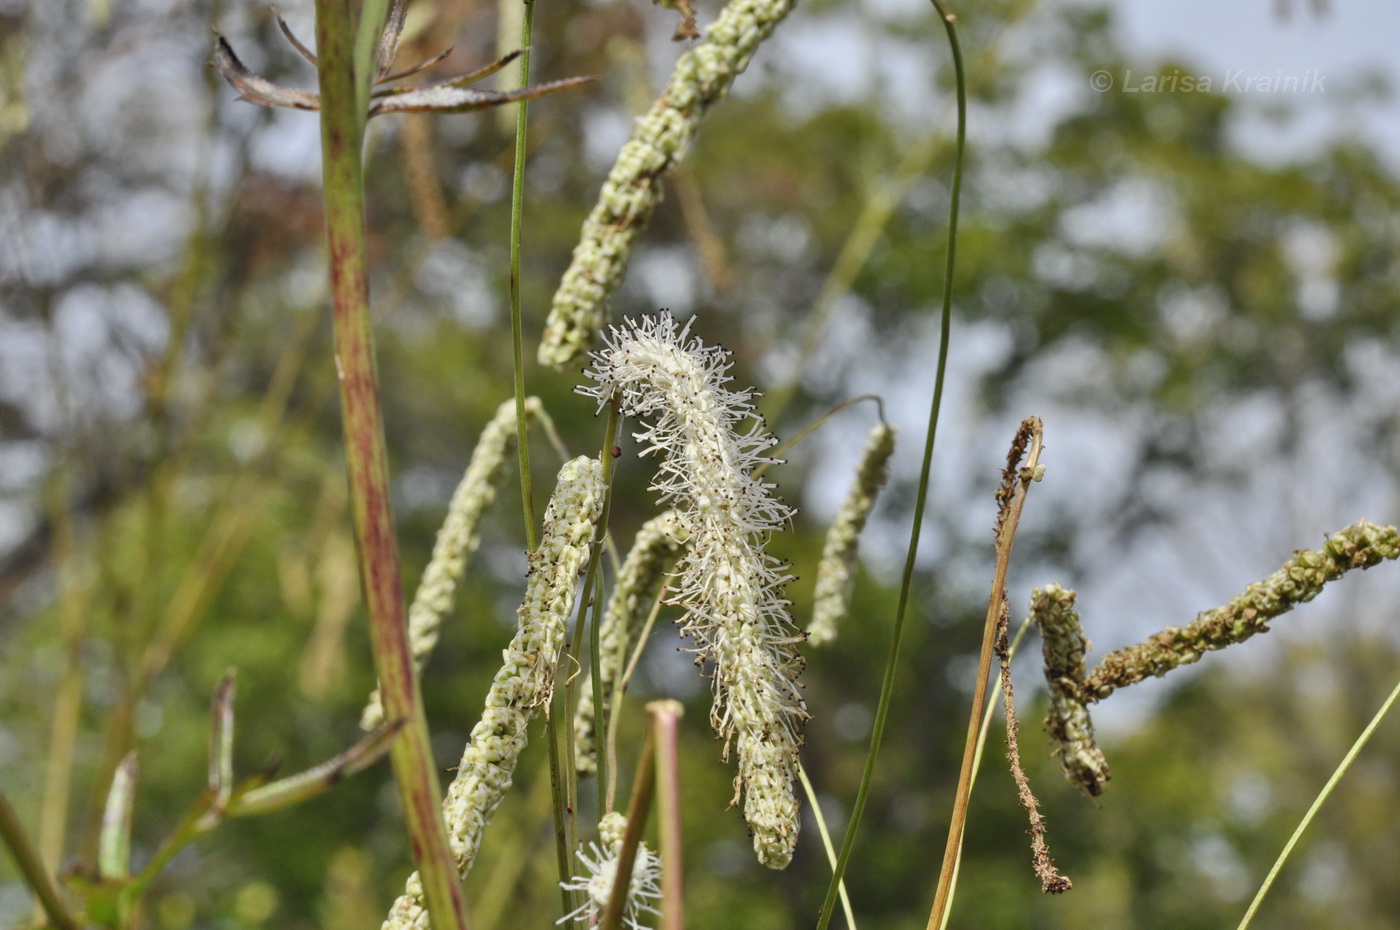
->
[[581, 314, 806, 868], [538, 0, 799, 368], [380, 873, 428, 930], [382, 457, 605, 929], [598, 811, 629, 850], [807, 422, 897, 647], [575, 512, 688, 777], [363, 397, 541, 730]]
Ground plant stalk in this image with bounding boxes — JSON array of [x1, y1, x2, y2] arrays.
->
[[927, 425, 1046, 930], [313, 1, 469, 928], [815, 1, 966, 925], [510, 0, 540, 544], [0, 792, 81, 930], [599, 725, 656, 930], [651, 700, 686, 930]]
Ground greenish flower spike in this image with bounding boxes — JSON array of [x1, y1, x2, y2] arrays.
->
[[382, 457, 605, 930], [581, 314, 807, 869], [807, 422, 897, 647], [575, 512, 688, 778], [361, 397, 542, 730], [1032, 520, 1399, 799], [1030, 583, 1110, 798], [538, 0, 798, 368]]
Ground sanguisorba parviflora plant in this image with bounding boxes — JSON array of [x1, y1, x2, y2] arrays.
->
[[225, 0, 1400, 921], [573, 512, 689, 780], [13, 0, 1400, 927]]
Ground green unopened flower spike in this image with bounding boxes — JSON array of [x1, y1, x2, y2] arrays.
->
[[575, 512, 689, 777], [807, 422, 897, 647], [1030, 583, 1110, 797], [363, 397, 542, 730], [557, 812, 663, 930], [539, 0, 798, 368], [382, 457, 605, 930], [580, 314, 807, 868]]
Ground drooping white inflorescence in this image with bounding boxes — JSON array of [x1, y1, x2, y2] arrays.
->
[[807, 421, 897, 647], [574, 512, 689, 777], [363, 396, 542, 730], [382, 456, 605, 930], [557, 814, 662, 930], [580, 314, 806, 868], [538, 0, 798, 368]]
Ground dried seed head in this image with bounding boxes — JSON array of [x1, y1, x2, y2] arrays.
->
[[1082, 520, 1400, 700], [1032, 583, 1110, 797]]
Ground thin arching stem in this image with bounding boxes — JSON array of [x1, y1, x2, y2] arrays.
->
[[814, 2, 967, 926]]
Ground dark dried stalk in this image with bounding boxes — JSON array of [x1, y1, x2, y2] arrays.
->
[[925, 417, 1045, 930], [995, 602, 1070, 894]]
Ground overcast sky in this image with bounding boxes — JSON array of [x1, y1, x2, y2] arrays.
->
[[1112, 0, 1400, 165]]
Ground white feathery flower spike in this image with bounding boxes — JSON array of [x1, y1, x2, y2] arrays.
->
[[807, 421, 897, 647], [363, 396, 541, 730], [557, 824, 662, 930], [580, 313, 807, 868], [381, 456, 605, 930]]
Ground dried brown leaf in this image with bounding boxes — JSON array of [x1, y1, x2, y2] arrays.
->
[[369, 74, 596, 116], [210, 31, 320, 111]]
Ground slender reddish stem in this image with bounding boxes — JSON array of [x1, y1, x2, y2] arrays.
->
[[313, 2, 468, 927]]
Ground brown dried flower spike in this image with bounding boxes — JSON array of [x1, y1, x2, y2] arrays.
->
[[211, 4, 594, 118]]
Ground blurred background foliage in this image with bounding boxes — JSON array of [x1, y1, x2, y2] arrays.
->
[[2, 0, 1399, 927]]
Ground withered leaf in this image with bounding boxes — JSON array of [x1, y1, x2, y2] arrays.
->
[[211, 31, 320, 111], [374, 49, 520, 95], [369, 74, 597, 116]]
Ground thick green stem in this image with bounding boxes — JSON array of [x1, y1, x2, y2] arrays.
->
[[0, 792, 81, 930], [313, 2, 469, 928]]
